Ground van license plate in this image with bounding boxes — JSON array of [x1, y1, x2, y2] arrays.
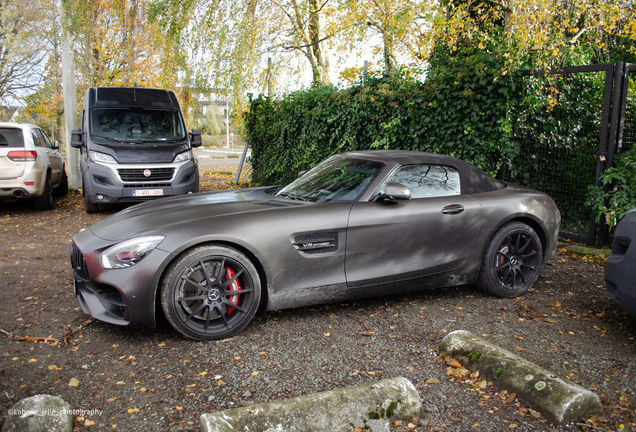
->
[[133, 189, 164, 197]]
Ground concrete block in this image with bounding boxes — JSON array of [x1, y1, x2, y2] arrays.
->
[[440, 330, 602, 425], [200, 377, 421, 432]]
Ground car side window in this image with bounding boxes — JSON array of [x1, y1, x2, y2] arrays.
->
[[38, 130, 54, 149], [379, 164, 461, 199], [31, 130, 44, 147]]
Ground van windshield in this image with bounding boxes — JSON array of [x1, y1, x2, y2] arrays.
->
[[90, 108, 186, 142]]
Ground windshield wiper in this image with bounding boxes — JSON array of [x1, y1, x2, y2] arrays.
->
[[278, 192, 310, 201]]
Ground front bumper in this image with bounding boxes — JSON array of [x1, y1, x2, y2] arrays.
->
[[70, 228, 174, 327], [605, 210, 636, 318], [83, 160, 199, 204]]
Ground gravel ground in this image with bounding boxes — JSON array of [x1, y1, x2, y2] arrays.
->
[[0, 174, 635, 432]]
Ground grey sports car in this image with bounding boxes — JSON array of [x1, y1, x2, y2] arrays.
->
[[70, 150, 561, 341]]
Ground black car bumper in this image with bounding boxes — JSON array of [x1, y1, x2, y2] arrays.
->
[[70, 229, 173, 327], [605, 210, 636, 318]]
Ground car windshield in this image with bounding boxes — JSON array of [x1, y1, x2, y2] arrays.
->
[[90, 108, 186, 142], [277, 156, 385, 202]]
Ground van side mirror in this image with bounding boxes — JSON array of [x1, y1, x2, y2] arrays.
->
[[70, 128, 84, 148], [53, 140, 60, 150], [190, 129, 202, 147]]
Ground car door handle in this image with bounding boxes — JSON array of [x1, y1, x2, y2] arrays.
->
[[441, 204, 464, 215]]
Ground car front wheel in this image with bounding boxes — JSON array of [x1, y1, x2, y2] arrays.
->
[[161, 245, 261, 341], [477, 222, 542, 297]]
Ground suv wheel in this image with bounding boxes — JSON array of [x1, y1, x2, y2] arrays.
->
[[34, 173, 54, 210], [54, 168, 68, 196]]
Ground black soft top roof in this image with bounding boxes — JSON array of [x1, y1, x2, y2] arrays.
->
[[87, 87, 181, 110], [346, 150, 504, 194]]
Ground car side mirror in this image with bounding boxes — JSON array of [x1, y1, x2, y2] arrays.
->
[[190, 129, 202, 147], [53, 140, 60, 150], [297, 170, 307, 178], [379, 182, 412, 202], [70, 128, 84, 148]]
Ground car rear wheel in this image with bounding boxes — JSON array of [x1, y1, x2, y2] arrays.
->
[[33, 173, 54, 210], [161, 245, 261, 341], [477, 222, 542, 297], [54, 168, 68, 196]]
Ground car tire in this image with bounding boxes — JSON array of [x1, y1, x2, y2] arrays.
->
[[33, 173, 54, 210], [83, 182, 99, 214], [476, 222, 542, 298], [161, 245, 261, 341], [54, 168, 68, 196]]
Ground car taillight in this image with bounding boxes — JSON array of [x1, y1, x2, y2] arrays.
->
[[7, 151, 37, 162]]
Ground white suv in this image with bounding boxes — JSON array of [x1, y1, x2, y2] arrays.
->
[[0, 123, 68, 210]]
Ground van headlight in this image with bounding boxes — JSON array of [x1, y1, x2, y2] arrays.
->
[[89, 151, 118, 164], [173, 150, 193, 163], [100, 236, 165, 269]]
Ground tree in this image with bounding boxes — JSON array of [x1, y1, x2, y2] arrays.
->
[[0, 0, 48, 103], [148, 0, 333, 118], [333, 0, 430, 77]]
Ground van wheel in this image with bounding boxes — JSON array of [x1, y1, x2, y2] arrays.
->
[[84, 183, 99, 214], [34, 173, 54, 210]]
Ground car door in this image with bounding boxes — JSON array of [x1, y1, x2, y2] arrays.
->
[[345, 164, 482, 287], [37, 129, 64, 184]]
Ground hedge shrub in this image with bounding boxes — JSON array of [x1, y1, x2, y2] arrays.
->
[[245, 45, 519, 186]]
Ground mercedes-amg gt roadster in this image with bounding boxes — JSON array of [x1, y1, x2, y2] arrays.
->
[[70, 150, 560, 340]]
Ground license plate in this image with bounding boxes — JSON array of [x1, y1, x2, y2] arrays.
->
[[133, 189, 164, 197]]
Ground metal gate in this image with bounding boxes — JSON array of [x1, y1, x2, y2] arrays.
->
[[505, 62, 635, 247]]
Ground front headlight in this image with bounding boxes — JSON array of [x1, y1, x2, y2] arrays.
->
[[100, 236, 165, 269], [173, 150, 193, 163], [89, 151, 118, 164]]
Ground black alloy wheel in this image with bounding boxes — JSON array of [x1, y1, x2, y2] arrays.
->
[[477, 222, 542, 297], [161, 245, 261, 341]]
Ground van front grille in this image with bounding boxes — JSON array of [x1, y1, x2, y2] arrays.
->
[[118, 168, 174, 182]]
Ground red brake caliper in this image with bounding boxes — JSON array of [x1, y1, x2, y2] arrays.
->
[[225, 267, 241, 314]]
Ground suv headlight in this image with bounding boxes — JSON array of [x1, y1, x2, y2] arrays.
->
[[173, 150, 193, 163], [100, 236, 165, 269], [89, 151, 118, 164]]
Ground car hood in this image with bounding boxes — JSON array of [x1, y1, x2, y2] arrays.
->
[[87, 186, 299, 241]]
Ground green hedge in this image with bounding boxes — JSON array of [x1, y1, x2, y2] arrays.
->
[[245, 47, 518, 186]]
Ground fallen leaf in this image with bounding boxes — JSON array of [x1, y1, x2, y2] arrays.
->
[[199, 372, 208, 376], [555, 301, 561, 307], [68, 377, 80, 387], [515, 346, 527, 352], [323, 332, 330, 337], [505, 393, 516, 403], [115, 381, 125, 385], [28, 358, 37, 363], [448, 360, 462, 368], [251, 371, 258, 376], [426, 378, 440, 384], [85, 420, 95, 426], [48, 365, 62, 370], [140, 388, 147, 392]]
